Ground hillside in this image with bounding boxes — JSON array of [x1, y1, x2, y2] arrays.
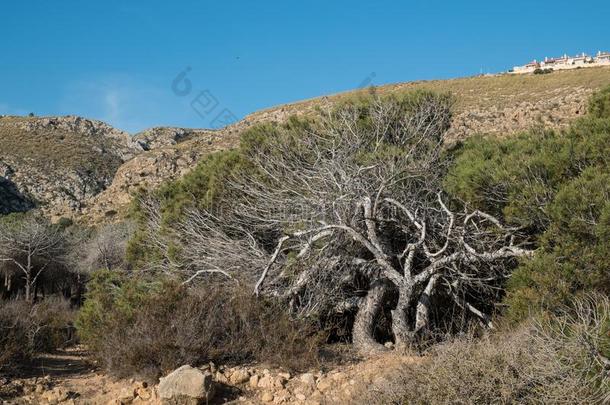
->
[[0, 115, 139, 219], [1, 66, 609, 223]]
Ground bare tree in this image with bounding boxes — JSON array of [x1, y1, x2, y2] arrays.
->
[[71, 221, 134, 274], [143, 92, 534, 351], [0, 215, 66, 302]]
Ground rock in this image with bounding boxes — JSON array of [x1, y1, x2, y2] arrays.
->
[[249, 374, 260, 389], [316, 379, 332, 392], [117, 387, 135, 403], [295, 393, 307, 401], [158, 365, 215, 404], [135, 386, 151, 400], [273, 376, 287, 388], [384, 341, 395, 349], [257, 375, 275, 389], [229, 368, 250, 385], [42, 387, 70, 404], [299, 373, 316, 386], [215, 371, 229, 384], [261, 392, 274, 402], [273, 389, 291, 403], [277, 372, 291, 380], [331, 372, 347, 382]]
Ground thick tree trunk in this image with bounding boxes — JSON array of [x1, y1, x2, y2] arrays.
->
[[353, 279, 391, 353], [392, 283, 414, 348]]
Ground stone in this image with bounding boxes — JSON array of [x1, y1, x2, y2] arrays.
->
[[229, 368, 250, 385], [42, 387, 70, 404], [215, 371, 229, 384], [331, 372, 347, 382], [273, 389, 291, 403], [118, 387, 135, 403], [257, 375, 275, 389], [295, 393, 307, 401], [157, 365, 215, 404], [316, 379, 332, 392], [299, 373, 316, 386], [277, 372, 291, 380], [273, 376, 287, 388], [249, 374, 260, 389], [135, 386, 151, 400], [384, 341, 395, 349], [261, 392, 274, 402]]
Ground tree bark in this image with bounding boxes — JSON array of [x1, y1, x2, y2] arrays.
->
[[392, 282, 414, 348], [353, 279, 391, 353], [25, 273, 31, 302]]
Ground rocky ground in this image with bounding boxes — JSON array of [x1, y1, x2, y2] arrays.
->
[[0, 347, 418, 404]]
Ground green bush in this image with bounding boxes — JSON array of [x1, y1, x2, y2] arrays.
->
[[445, 85, 610, 320], [589, 85, 610, 118], [126, 90, 453, 270], [77, 270, 322, 379]]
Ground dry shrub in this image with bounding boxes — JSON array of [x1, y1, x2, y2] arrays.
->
[[78, 273, 322, 379], [364, 294, 610, 404], [0, 297, 76, 369]]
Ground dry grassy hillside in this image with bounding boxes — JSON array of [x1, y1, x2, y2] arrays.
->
[[74, 65, 610, 224], [245, 66, 610, 118], [2, 67, 609, 223]]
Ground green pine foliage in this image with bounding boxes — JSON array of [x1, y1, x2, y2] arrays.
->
[[446, 86, 610, 321]]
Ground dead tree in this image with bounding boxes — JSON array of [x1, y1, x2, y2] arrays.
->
[[146, 92, 534, 351], [0, 215, 66, 302]]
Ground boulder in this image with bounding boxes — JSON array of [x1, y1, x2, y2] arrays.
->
[[249, 374, 260, 389], [299, 373, 316, 386], [260, 392, 274, 402], [228, 368, 250, 385], [158, 365, 214, 404]]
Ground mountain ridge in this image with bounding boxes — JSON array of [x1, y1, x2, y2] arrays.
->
[[1, 66, 609, 223]]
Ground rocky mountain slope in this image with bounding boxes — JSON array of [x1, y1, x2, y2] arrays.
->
[[0, 115, 140, 219], [1, 66, 609, 223]]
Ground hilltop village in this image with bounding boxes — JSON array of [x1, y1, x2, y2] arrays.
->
[[511, 50, 610, 73]]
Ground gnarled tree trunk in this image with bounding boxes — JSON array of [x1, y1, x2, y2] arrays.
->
[[391, 282, 414, 348], [353, 279, 391, 352]]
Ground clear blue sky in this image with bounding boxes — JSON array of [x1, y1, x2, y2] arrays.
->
[[1, 0, 608, 133]]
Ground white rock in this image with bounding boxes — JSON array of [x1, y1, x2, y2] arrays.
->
[[157, 365, 214, 403], [300, 373, 316, 386]]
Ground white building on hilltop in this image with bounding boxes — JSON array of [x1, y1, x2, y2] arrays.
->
[[510, 51, 609, 74]]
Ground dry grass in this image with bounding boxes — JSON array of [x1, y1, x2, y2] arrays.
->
[[78, 279, 323, 379], [0, 297, 76, 370], [0, 116, 123, 180], [362, 294, 610, 405], [243, 65, 610, 122]]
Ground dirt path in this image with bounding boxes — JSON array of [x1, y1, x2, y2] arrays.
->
[[1, 348, 419, 404]]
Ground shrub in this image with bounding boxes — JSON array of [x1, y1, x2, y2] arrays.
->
[[445, 86, 610, 320], [589, 85, 610, 118], [363, 294, 610, 404], [534, 68, 553, 74], [0, 297, 76, 369], [77, 270, 322, 379]]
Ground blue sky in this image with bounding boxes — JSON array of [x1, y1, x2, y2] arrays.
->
[[1, 0, 608, 133]]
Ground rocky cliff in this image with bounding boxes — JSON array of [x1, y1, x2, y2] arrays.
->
[[0, 115, 142, 220], [1, 66, 609, 223]]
